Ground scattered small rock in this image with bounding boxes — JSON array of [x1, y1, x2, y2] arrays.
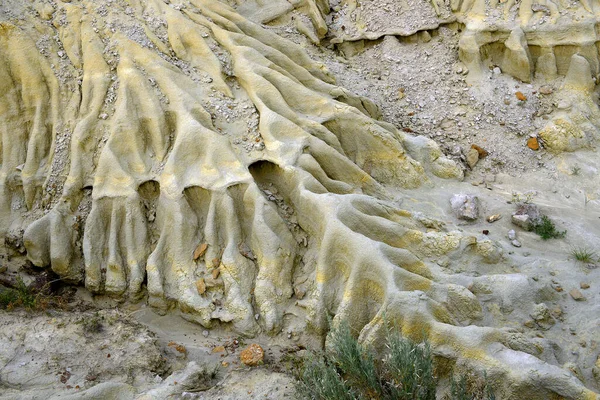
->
[[569, 289, 586, 301], [539, 86, 553, 95], [527, 137, 540, 151], [530, 303, 555, 330], [193, 243, 208, 260], [580, 282, 590, 289], [168, 342, 187, 355], [202, 330, 209, 338], [511, 239, 522, 247], [550, 306, 562, 318], [486, 214, 501, 223], [466, 148, 479, 168], [508, 230, 517, 240], [516, 91, 527, 101], [196, 278, 206, 295], [531, 3, 551, 14], [212, 346, 226, 354], [471, 144, 488, 158], [512, 203, 540, 230], [511, 214, 531, 230], [240, 344, 264, 366], [450, 194, 479, 221]]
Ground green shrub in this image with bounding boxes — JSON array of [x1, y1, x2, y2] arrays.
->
[[296, 322, 494, 400], [0, 277, 37, 310], [383, 332, 435, 400], [531, 215, 566, 240], [0, 275, 71, 311], [0, 287, 19, 309]]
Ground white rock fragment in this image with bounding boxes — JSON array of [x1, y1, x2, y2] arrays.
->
[[450, 194, 479, 221]]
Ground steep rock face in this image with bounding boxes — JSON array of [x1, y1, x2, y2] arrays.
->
[[302, 0, 600, 153], [0, 1, 598, 399], [452, 0, 600, 152]]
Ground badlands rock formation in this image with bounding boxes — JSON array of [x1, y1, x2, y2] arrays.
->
[[0, 0, 599, 399]]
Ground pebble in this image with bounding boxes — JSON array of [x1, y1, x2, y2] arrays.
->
[[511, 239, 522, 247], [569, 289, 586, 301], [580, 282, 590, 289], [471, 144, 488, 158], [202, 330, 209, 338], [551, 306, 562, 318], [508, 230, 517, 240], [512, 214, 531, 230], [450, 194, 479, 221], [240, 344, 264, 366], [515, 91, 527, 101], [212, 346, 225, 353], [195, 278, 206, 295], [193, 243, 208, 260], [466, 148, 479, 168], [486, 214, 502, 223]]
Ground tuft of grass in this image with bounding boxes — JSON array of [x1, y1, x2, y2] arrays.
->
[[571, 166, 581, 176], [530, 215, 566, 240], [0, 277, 37, 310], [296, 321, 494, 400], [570, 247, 596, 263]]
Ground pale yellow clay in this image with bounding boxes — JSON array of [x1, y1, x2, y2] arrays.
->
[[0, 1, 597, 399]]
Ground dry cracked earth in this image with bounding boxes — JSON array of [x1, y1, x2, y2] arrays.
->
[[0, 0, 599, 399]]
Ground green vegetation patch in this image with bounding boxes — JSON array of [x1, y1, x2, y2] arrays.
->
[[296, 322, 495, 400]]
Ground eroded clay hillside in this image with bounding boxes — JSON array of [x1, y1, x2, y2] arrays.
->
[[0, 0, 599, 399]]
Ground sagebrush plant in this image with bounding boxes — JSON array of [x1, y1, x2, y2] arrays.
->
[[570, 247, 597, 263], [295, 321, 495, 400], [530, 215, 566, 240], [450, 373, 496, 400]]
